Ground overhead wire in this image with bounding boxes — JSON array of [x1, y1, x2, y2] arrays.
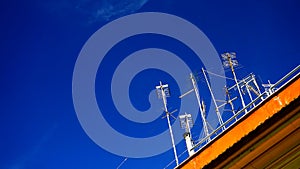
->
[[116, 157, 128, 169], [204, 69, 236, 81], [163, 149, 188, 169]]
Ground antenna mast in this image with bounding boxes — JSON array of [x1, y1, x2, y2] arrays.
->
[[189, 73, 210, 140], [202, 68, 226, 131], [221, 52, 247, 112], [224, 86, 238, 121], [179, 73, 210, 141], [156, 81, 179, 166]]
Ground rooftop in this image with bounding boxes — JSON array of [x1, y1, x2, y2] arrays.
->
[[176, 71, 300, 168]]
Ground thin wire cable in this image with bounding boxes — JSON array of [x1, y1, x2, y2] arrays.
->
[[163, 149, 188, 169], [116, 157, 128, 169], [205, 70, 236, 81]]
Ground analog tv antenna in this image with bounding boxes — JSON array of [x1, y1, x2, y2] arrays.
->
[[156, 81, 179, 166], [179, 73, 211, 142], [221, 52, 247, 112]]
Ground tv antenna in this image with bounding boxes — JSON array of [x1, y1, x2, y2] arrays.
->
[[202, 68, 226, 131], [221, 52, 247, 112], [215, 86, 238, 121], [179, 73, 211, 142], [240, 73, 262, 105], [156, 81, 179, 166], [179, 113, 195, 156]]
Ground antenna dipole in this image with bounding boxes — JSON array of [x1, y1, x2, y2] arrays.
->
[[189, 73, 210, 141], [221, 52, 247, 112], [202, 68, 225, 131], [156, 81, 179, 166], [179, 73, 211, 141]]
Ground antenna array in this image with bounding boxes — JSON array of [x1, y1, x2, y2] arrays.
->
[[153, 53, 300, 168]]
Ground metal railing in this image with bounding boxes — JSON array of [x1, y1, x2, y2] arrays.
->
[[191, 65, 300, 151]]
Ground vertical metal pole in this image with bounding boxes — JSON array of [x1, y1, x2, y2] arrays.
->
[[159, 81, 179, 166], [252, 74, 263, 101], [226, 53, 247, 113], [202, 68, 225, 131], [190, 73, 210, 141], [225, 86, 238, 121], [166, 113, 178, 166], [245, 80, 254, 103]]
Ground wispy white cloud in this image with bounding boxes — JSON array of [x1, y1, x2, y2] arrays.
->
[[42, 0, 149, 24], [88, 0, 149, 22]]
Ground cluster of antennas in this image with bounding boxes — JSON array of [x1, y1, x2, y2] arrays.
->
[[155, 52, 275, 167]]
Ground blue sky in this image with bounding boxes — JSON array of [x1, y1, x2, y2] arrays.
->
[[1, 0, 300, 169]]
